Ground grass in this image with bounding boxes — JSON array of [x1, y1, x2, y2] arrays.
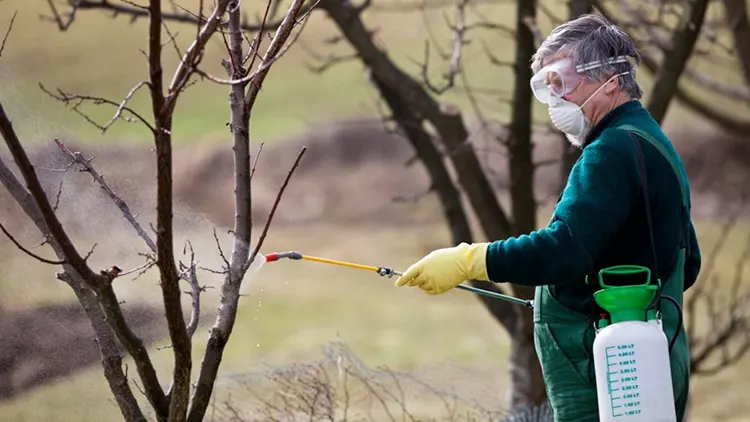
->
[[0, 214, 749, 421], [0, 222, 513, 421]]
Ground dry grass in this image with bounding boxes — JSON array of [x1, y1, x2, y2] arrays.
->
[[0, 211, 748, 421]]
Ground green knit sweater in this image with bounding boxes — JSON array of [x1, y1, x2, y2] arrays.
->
[[485, 100, 702, 314]]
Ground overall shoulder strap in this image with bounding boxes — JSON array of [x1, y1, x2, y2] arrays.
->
[[617, 124, 689, 209], [618, 123, 690, 281]]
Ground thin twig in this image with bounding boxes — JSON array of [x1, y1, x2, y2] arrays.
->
[[0, 221, 64, 265], [39, 83, 156, 134], [0, 10, 17, 58], [250, 141, 265, 179], [245, 146, 307, 271]]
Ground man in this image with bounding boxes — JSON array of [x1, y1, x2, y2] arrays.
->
[[394, 14, 701, 422]]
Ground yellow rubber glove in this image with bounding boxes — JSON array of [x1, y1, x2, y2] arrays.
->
[[394, 242, 490, 295]]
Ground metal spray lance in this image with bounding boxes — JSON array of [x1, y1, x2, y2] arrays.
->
[[264, 251, 533, 307]]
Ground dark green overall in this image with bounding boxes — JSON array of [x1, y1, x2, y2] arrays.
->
[[532, 125, 692, 422], [484, 101, 701, 422]]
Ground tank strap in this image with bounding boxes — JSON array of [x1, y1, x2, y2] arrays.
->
[[584, 126, 689, 321], [628, 132, 660, 282], [619, 125, 690, 316]]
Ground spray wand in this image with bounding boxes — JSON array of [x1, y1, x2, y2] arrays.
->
[[265, 251, 533, 308]]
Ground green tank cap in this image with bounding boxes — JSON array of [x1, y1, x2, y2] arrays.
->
[[592, 265, 658, 324]]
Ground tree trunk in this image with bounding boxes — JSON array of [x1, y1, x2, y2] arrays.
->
[[504, 0, 547, 411], [721, 0, 750, 89], [645, 0, 710, 123], [320, 0, 548, 409], [557, 0, 594, 192]]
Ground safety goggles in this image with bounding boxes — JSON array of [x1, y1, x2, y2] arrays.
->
[[530, 56, 631, 105]]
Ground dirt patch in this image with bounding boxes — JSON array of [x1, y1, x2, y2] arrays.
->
[[173, 118, 750, 227], [0, 302, 166, 401]]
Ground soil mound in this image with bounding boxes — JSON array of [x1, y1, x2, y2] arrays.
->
[[0, 303, 165, 401]]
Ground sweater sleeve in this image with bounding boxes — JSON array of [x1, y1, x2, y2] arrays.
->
[[485, 129, 639, 286]]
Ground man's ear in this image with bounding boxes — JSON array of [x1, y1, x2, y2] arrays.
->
[[603, 76, 620, 95]]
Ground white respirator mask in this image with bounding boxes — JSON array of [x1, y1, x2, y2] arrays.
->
[[530, 56, 633, 146]]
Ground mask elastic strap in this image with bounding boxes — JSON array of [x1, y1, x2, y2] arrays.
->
[[578, 71, 631, 110]]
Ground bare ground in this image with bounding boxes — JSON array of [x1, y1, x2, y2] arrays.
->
[[0, 303, 166, 401]]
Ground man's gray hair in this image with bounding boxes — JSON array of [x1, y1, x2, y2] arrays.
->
[[531, 14, 643, 99]]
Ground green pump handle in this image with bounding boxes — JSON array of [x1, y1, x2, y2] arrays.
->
[[585, 264, 653, 288], [586, 265, 661, 328]]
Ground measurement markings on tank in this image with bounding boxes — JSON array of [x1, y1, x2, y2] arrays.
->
[[605, 344, 642, 418]]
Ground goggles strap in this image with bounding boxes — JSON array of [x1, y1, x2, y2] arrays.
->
[[575, 55, 631, 73]]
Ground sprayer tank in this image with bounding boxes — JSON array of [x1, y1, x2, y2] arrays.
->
[[593, 320, 676, 422]]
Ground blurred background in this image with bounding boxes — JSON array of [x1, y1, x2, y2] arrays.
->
[[1, 0, 749, 421]]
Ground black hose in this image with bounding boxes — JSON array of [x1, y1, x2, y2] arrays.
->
[[660, 295, 683, 354]]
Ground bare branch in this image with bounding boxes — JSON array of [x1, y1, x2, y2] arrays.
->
[[163, 0, 233, 115], [595, 0, 750, 135], [369, 0, 509, 13], [50, 0, 317, 33], [244, 0, 314, 109], [42, 0, 77, 30], [721, 0, 750, 90], [0, 220, 64, 265], [0, 101, 100, 284], [420, 0, 467, 95], [118, 257, 158, 279], [186, 1, 310, 418], [250, 141, 265, 179], [246, 146, 307, 270], [144, 0, 195, 417], [299, 40, 359, 74], [320, 0, 513, 242], [0, 9, 16, 58], [38, 83, 156, 134], [180, 241, 202, 338], [688, 197, 750, 376], [54, 138, 157, 253], [682, 67, 750, 103]]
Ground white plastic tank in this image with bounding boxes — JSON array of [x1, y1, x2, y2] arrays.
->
[[589, 265, 677, 422], [593, 320, 676, 422]]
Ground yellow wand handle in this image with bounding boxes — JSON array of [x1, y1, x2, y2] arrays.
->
[[300, 255, 381, 273]]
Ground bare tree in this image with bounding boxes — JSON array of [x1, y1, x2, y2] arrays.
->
[[0, 1, 313, 421], [303, 0, 548, 410], [595, 0, 750, 133]]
